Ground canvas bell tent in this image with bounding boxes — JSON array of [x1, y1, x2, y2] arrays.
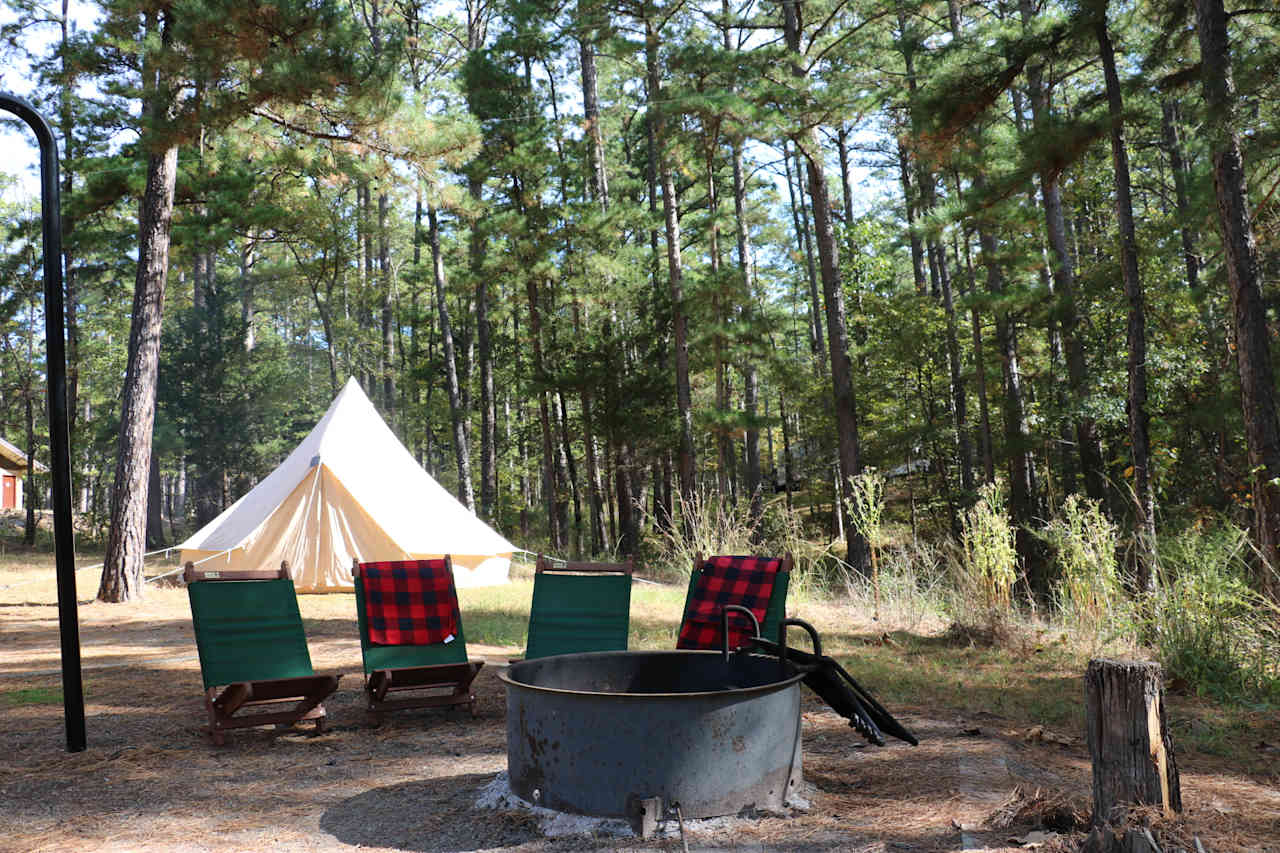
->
[[178, 378, 515, 591]]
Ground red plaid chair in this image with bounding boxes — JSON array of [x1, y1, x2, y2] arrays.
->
[[353, 557, 484, 724], [676, 553, 793, 651]]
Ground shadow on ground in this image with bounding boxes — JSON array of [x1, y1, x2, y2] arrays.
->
[[320, 773, 540, 852]]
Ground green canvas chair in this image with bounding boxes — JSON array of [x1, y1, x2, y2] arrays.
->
[[523, 554, 633, 660], [352, 557, 484, 724], [184, 562, 341, 746], [676, 553, 792, 650]]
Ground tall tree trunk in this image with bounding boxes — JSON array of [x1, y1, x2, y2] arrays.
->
[[1195, 0, 1280, 590], [615, 441, 636, 554], [730, 132, 763, 526], [24, 376, 36, 547], [783, 0, 869, 573], [1095, 3, 1156, 590], [379, 189, 396, 426], [58, 0, 79, 443], [100, 139, 179, 603], [792, 146, 826, 367], [586, 5, 633, 553], [958, 232, 996, 483], [578, 1, 610, 554], [467, 176, 498, 523], [579, 2, 609, 209], [704, 124, 734, 502], [240, 232, 256, 352], [892, 7, 936, 304], [1161, 101, 1201, 291], [896, 135, 928, 296], [175, 453, 186, 521], [576, 347, 606, 554], [525, 273, 563, 550], [783, 143, 823, 364], [428, 205, 475, 512], [192, 128, 208, 317], [646, 17, 696, 521], [557, 388, 583, 555], [146, 449, 166, 549], [779, 391, 794, 508], [895, 21, 973, 496], [973, 182, 1038, 585], [1017, 0, 1105, 504], [837, 122, 855, 225]]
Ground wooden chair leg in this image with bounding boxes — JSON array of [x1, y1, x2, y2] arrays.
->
[[204, 687, 225, 746]]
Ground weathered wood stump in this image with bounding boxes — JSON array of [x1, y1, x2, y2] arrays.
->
[[1081, 659, 1181, 853]]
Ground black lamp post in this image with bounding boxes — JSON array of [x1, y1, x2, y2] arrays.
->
[[0, 92, 85, 753]]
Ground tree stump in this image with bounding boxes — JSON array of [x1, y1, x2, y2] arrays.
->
[[1081, 659, 1181, 852]]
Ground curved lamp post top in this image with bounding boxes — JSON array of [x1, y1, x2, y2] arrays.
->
[[0, 90, 84, 753]]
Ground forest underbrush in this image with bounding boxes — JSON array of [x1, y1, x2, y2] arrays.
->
[[637, 486, 1280, 759], [1, 524, 1277, 850]]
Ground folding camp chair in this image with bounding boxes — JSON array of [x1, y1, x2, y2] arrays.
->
[[184, 562, 341, 746], [676, 553, 793, 651], [522, 554, 633, 660], [352, 557, 484, 724]]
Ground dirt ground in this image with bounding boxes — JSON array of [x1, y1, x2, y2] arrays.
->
[[2, 578, 1278, 852]]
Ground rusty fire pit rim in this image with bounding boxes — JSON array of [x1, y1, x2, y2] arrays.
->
[[498, 648, 807, 699]]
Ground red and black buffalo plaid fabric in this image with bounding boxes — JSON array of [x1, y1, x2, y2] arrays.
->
[[359, 559, 459, 646], [676, 555, 782, 650]]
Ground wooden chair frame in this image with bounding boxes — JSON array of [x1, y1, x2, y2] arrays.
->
[[534, 553, 635, 577], [184, 561, 341, 746], [352, 557, 483, 724]]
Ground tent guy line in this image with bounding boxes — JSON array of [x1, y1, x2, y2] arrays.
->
[[0, 546, 184, 591]]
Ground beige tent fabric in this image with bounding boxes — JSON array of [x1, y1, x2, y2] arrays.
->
[[178, 378, 514, 591]]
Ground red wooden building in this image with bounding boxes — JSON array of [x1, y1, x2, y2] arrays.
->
[[0, 437, 45, 511]]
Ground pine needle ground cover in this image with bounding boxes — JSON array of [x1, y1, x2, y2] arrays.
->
[[0, 551, 1276, 852]]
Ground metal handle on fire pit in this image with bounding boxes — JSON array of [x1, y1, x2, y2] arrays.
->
[[777, 617, 822, 672], [720, 605, 760, 662]]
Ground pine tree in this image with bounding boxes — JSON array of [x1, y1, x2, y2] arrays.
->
[[92, 0, 398, 601]]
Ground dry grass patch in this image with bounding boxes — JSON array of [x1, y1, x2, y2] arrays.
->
[[1, 547, 1277, 852]]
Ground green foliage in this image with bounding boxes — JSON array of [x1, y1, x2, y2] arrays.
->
[[956, 483, 1018, 624], [1, 686, 61, 706], [847, 469, 886, 550], [1147, 525, 1280, 701], [1041, 494, 1127, 638]]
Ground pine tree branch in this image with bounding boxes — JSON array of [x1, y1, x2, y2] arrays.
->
[[803, 0, 854, 57], [805, 8, 897, 76], [252, 107, 375, 146], [1155, 64, 1203, 92], [1226, 7, 1279, 18]]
